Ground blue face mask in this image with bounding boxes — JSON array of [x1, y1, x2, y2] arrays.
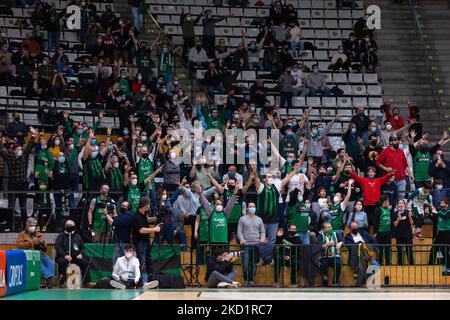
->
[[123, 129, 129, 136], [248, 207, 256, 214], [228, 172, 235, 178], [351, 128, 357, 134], [91, 151, 99, 159], [91, 139, 97, 146], [286, 158, 294, 164], [135, 130, 140, 137], [107, 146, 113, 152], [77, 129, 84, 135], [58, 156, 65, 163]]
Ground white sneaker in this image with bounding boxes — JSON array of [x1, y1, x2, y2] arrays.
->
[[231, 281, 241, 288], [217, 281, 232, 288], [143, 280, 159, 289], [110, 280, 126, 290]]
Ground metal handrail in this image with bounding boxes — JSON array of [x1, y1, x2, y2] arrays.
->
[[408, 0, 446, 115]]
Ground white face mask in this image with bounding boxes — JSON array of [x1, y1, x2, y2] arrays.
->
[[113, 162, 120, 169], [28, 226, 36, 233], [141, 136, 147, 142], [355, 205, 363, 211], [125, 252, 133, 259], [333, 196, 341, 204], [170, 152, 176, 160], [55, 139, 61, 146], [17, 150, 23, 157], [386, 124, 392, 131], [266, 178, 273, 185], [69, 144, 74, 150], [437, 185, 443, 191], [161, 194, 167, 201], [131, 178, 138, 186], [215, 205, 223, 212]]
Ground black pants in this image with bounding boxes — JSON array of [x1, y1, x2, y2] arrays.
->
[[396, 235, 414, 265], [280, 92, 293, 109], [413, 214, 424, 229], [429, 230, 450, 267], [274, 247, 299, 285], [319, 256, 341, 284], [8, 180, 28, 231], [365, 205, 376, 229], [183, 36, 195, 60], [202, 35, 215, 58], [227, 222, 238, 243], [328, 58, 351, 71], [56, 257, 90, 284], [376, 232, 392, 265]]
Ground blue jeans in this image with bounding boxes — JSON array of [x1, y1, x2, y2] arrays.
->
[[394, 179, 407, 200], [206, 270, 237, 288], [197, 242, 207, 265], [135, 241, 153, 280], [291, 40, 305, 52], [242, 245, 259, 282], [298, 231, 310, 245], [41, 252, 55, 280], [114, 242, 130, 265], [264, 223, 279, 245], [131, 7, 143, 32], [309, 87, 331, 97], [48, 31, 60, 52], [248, 62, 262, 71], [207, 85, 225, 98]]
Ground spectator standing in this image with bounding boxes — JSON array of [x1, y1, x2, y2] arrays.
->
[[278, 66, 296, 109], [237, 203, 266, 287]]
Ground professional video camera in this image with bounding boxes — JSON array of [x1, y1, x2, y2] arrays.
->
[[155, 204, 171, 221], [225, 251, 245, 259]]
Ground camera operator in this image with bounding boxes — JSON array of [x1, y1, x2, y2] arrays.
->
[[205, 248, 241, 288], [87, 184, 117, 243], [16, 217, 59, 288]]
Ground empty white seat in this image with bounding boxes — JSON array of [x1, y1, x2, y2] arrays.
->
[[324, 73, 333, 82], [311, 19, 324, 29], [289, 108, 303, 116], [306, 97, 321, 107], [7, 28, 21, 38], [300, 0, 312, 8], [314, 50, 328, 60], [297, 19, 308, 28], [243, 8, 257, 16], [337, 97, 352, 108], [239, 71, 256, 81], [315, 29, 328, 38], [157, 15, 171, 24], [56, 101, 71, 109], [315, 39, 329, 49], [323, 97, 337, 107], [352, 85, 367, 96], [363, 73, 378, 84], [312, 0, 325, 8], [164, 25, 179, 35], [333, 73, 347, 83], [324, 0, 336, 8], [339, 19, 353, 29], [71, 102, 86, 109], [312, 9, 324, 18], [196, 69, 206, 79], [298, 10, 311, 18], [24, 99, 39, 106], [328, 40, 342, 49], [256, 8, 269, 17], [325, 10, 338, 19], [230, 8, 243, 16], [348, 73, 363, 83], [0, 86, 6, 97], [293, 97, 306, 107], [329, 30, 342, 39], [368, 97, 383, 109], [339, 85, 352, 95], [367, 85, 382, 96], [353, 97, 368, 107], [338, 10, 352, 19], [324, 19, 338, 29], [302, 29, 315, 38]]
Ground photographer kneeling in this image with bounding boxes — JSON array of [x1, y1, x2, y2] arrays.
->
[[205, 248, 241, 288]]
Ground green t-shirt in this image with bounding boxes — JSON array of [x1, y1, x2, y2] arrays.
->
[[378, 207, 392, 233], [329, 203, 346, 231], [224, 189, 242, 224], [92, 196, 111, 233], [438, 209, 450, 232], [127, 186, 142, 213], [413, 150, 431, 182], [210, 211, 228, 244], [287, 203, 310, 232], [197, 207, 209, 242]]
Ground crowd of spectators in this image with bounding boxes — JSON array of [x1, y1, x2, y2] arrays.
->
[[0, 0, 449, 289]]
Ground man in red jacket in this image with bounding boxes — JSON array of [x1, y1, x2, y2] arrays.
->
[[376, 135, 415, 200], [349, 166, 394, 227], [383, 99, 405, 130]]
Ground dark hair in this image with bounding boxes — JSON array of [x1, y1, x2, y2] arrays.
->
[[214, 247, 225, 257], [138, 196, 150, 209], [124, 245, 134, 251], [423, 181, 432, 190], [379, 195, 389, 205], [442, 198, 450, 206]]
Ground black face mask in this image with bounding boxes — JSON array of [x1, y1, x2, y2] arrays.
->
[[117, 141, 124, 147], [392, 143, 399, 149], [288, 231, 296, 237], [120, 207, 128, 214], [65, 225, 76, 233], [351, 229, 358, 235], [228, 184, 235, 191], [142, 153, 149, 158], [370, 140, 377, 146]]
